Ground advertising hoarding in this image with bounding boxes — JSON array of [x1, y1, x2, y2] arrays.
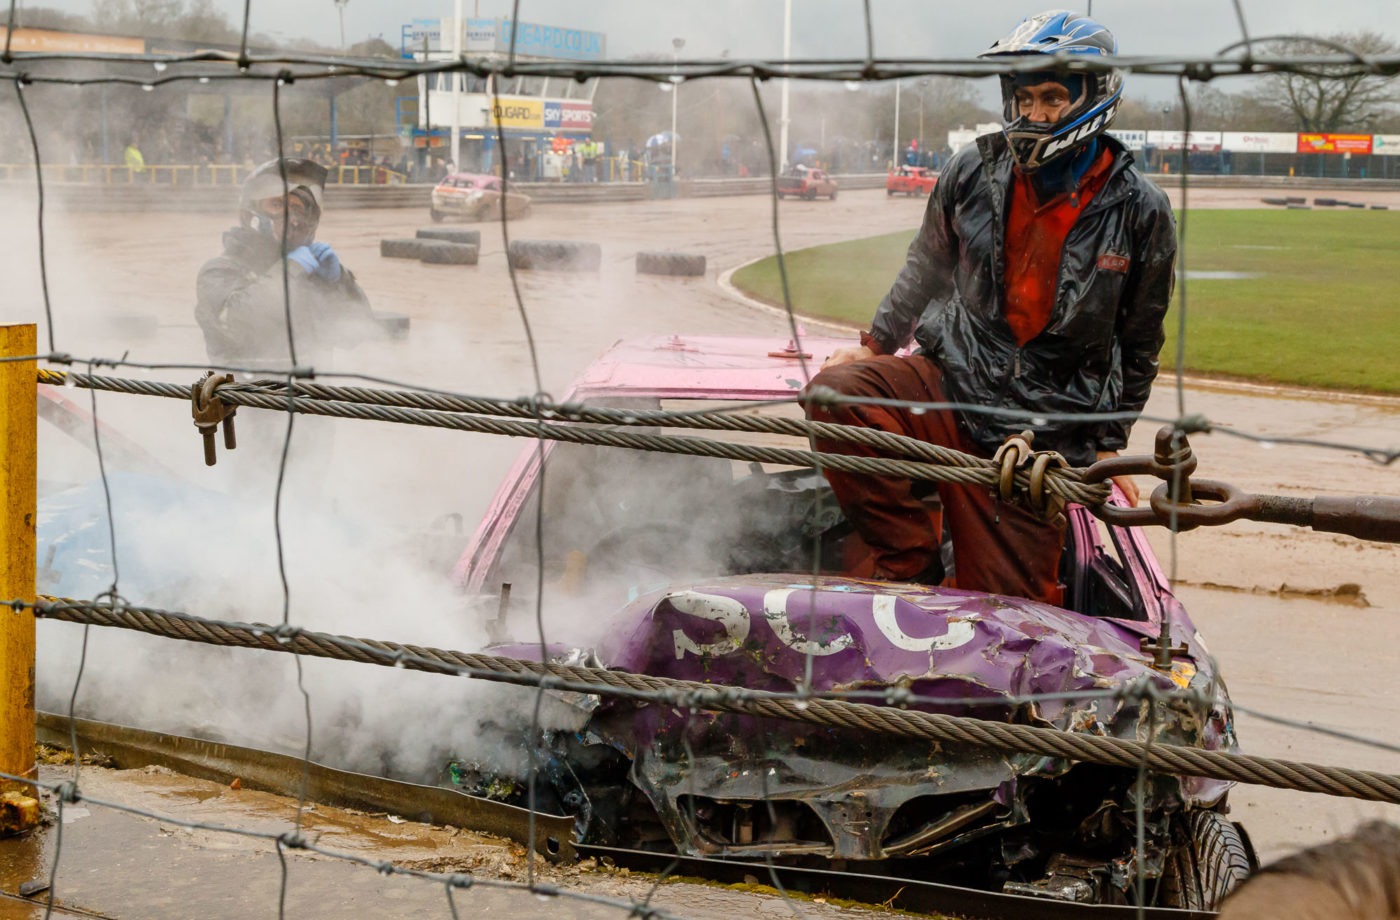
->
[[544, 101, 593, 130], [1297, 133, 1373, 155], [463, 17, 605, 61], [407, 18, 441, 51], [491, 98, 543, 129], [1146, 130, 1222, 151], [1107, 129, 1146, 150], [1221, 132, 1295, 154], [1374, 135, 1400, 154]]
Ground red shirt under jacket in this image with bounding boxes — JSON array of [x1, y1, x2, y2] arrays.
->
[[1003, 147, 1115, 346]]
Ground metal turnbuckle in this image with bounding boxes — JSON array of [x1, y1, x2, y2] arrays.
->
[[191, 372, 237, 466]]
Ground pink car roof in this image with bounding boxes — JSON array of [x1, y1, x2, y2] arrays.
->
[[565, 333, 850, 401]]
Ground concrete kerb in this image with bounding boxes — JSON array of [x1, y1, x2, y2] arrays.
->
[[716, 256, 1400, 410]]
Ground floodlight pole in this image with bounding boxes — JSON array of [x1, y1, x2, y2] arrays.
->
[[671, 37, 684, 178], [450, 0, 462, 174], [334, 0, 348, 50], [893, 78, 901, 169], [779, 0, 791, 171]]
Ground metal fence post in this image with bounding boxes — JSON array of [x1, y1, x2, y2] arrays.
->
[[0, 323, 37, 797]]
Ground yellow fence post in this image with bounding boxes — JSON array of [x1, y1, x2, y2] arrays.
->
[[0, 323, 37, 809]]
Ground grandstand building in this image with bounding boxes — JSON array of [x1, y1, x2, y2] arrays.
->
[[405, 17, 601, 177]]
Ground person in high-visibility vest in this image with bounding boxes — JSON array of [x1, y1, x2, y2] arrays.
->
[[123, 139, 146, 181]]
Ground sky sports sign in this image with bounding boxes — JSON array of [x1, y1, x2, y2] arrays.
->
[[543, 101, 594, 130], [465, 18, 605, 61]]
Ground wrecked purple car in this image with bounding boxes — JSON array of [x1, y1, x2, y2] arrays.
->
[[453, 335, 1252, 909]]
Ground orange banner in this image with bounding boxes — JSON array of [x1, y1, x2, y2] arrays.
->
[[0, 28, 144, 54], [1297, 133, 1373, 155]]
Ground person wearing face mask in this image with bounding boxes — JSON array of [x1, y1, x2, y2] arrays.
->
[[806, 11, 1176, 606], [195, 157, 378, 372]]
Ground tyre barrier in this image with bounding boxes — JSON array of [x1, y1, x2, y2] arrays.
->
[[1285, 196, 1306, 204], [1260, 197, 1288, 206], [380, 238, 423, 259], [1372, 204, 1390, 210], [416, 228, 482, 247], [507, 239, 602, 272], [1313, 197, 1338, 207], [1286, 203, 1312, 210], [635, 251, 707, 277], [418, 241, 479, 265], [373, 311, 411, 340], [1347, 202, 1367, 209]]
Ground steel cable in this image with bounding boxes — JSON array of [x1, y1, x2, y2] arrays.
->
[[34, 369, 1111, 505], [32, 597, 1400, 806]]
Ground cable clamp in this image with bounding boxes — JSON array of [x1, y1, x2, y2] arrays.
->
[[191, 372, 238, 466]]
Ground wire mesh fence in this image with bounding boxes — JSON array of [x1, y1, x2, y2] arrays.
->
[[2, 1, 1399, 918]]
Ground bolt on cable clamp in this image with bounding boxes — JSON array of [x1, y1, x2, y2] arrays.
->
[[191, 371, 238, 466]]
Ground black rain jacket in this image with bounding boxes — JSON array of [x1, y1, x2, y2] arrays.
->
[[867, 133, 1176, 466], [196, 226, 378, 371]]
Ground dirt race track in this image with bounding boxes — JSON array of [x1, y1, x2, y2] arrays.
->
[[2, 183, 1398, 881]]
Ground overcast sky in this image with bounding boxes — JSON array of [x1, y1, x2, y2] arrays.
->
[[27, 0, 1400, 100]]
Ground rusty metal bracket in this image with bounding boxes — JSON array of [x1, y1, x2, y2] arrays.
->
[[1084, 426, 1200, 529], [991, 431, 1036, 504], [1026, 451, 1070, 521], [191, 372, 237, 467]]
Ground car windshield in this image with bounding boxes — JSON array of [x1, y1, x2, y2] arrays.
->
[[480, 397, 830, 605]]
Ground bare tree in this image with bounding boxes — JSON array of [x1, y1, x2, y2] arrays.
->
[[1258, 32, 1400, 132]]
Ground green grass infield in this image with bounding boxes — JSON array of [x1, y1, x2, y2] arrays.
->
[[731, 209, 1400, 394]]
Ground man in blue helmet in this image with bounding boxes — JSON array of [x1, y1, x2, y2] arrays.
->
[[807, 10, 1176, 606]]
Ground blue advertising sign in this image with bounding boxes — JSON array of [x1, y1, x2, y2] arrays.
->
[[462, 17, 606, 61]]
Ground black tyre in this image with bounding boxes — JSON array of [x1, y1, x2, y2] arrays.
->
[[372, 311, 411, 340], [429, 208, 446, 223], [417, 228, 482, 246], [886, 188, 895, 196], [1158, 811, 1255, 910], [1313, 197, 1337, 207], [777, 192, 786, 200], [1285, 196, 1306, 204], [1372, 204, 1390, 210], [507, 239, 602, 272], [829, 187, 838, 200], [804, 188, 817, 201], [1260, 197, 1287, 206], [380, 238, 423, 259], [418, 241, 479, 265], [1286, 203, 1312, 210], [635, 251, 706, 277]]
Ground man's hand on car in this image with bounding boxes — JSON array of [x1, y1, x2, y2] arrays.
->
[[1095, 450, 1140, 507], [822, 345, 875, 370]]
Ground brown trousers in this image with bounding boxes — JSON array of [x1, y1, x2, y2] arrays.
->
[[806, 355, 1065, 606]]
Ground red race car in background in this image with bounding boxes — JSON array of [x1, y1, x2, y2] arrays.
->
[[886, 165, 938, 197]]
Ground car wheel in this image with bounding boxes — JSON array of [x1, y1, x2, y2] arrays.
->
[[777, 192, 785, 199], [636, 251, 706, 277], [1158, 811, 1255, 910], [429, 208, 446, 223], [804, 189, 817, 201], [829, 188, 837, 200], [886, 188, 895, 196]]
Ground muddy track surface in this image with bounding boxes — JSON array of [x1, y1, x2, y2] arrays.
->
[[2, 184, 1397, 885]]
